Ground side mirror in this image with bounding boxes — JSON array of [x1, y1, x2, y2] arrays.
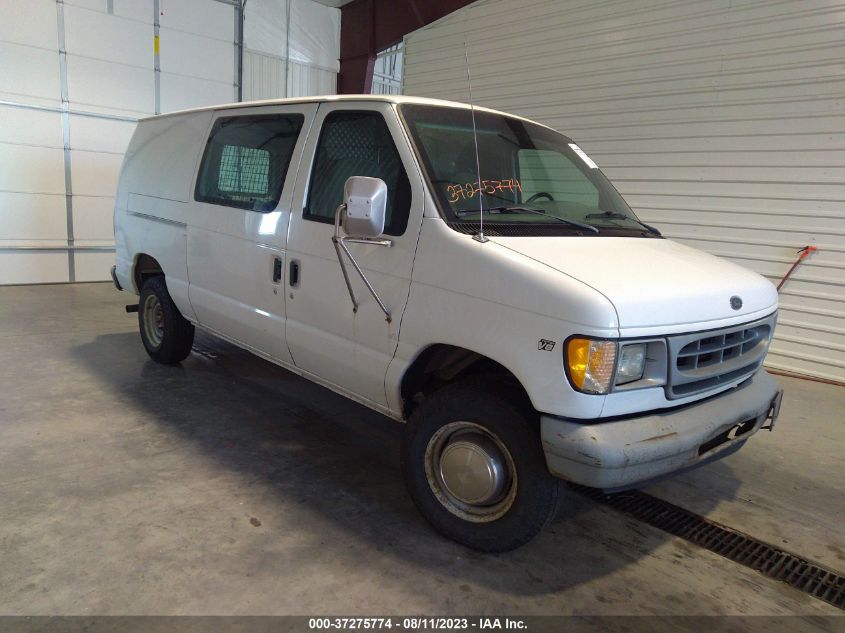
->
[[331, 176, 393, 321], [341, 176, 387, 238]]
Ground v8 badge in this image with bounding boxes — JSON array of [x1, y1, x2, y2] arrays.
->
[[538, 339, 556, 352]]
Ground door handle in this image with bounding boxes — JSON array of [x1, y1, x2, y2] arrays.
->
[[289, 259, 300, 287], [272, 256, 282, 283]]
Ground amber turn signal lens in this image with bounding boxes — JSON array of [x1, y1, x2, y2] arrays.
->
[[567, 338, 617, 394]]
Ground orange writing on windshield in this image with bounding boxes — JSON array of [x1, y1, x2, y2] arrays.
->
[[446, 178, 522, 203]]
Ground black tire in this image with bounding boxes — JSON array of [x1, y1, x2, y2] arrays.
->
[[138, 276, 194, 364], [401, 379, 559, 552]]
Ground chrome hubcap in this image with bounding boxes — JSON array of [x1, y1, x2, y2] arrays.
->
[[439, 435, 506, 504], [142, 293, 164, 349], [425, 421, 517, 523]]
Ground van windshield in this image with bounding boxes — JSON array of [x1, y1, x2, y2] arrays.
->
[[399, 104, 653, 236]]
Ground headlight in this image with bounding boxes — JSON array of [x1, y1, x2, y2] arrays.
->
[[566, 338, 617, 394], [616, 343, 646, 384]]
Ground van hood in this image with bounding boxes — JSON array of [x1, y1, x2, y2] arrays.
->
[[490, 237, 778, 331]]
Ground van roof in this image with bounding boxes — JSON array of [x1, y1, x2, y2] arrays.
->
[[140, 94, 548, 129]]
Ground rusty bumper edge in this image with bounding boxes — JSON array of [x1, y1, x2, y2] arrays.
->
[[541, 370, 782, 490]]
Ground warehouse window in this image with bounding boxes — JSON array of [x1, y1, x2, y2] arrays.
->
[[305, 111, 410, 236], [195, 114, 304, 212]]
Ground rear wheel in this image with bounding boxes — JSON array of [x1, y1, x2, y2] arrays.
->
[[138, 276, 194, 364], [401, 380, 559, 552]]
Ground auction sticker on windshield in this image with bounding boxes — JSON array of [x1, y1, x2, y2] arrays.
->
[[446, 178, 522, 202]]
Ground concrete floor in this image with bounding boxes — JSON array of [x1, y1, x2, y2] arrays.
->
[[0, 282, 843, 617]]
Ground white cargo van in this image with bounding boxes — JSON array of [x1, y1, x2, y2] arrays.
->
[[112, 95, 783, 551]]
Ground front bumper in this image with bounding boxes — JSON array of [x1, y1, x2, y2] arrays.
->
[[541, 369, 782, 491]]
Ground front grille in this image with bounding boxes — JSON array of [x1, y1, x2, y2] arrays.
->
[[666, 313, 776, 399]]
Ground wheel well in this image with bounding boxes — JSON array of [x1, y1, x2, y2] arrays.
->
[[134, 253, 164, 291], [400, 344, 532, 418]]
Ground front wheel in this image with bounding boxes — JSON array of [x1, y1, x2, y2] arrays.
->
[[138, 276, 195, 364], [401, 380, 559, 552]]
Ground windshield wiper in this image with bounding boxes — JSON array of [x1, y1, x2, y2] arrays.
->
[[457, 206, 599, 233], [585, 211, 662, 236]]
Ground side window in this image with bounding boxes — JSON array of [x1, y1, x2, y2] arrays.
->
[[305, 111, 411, 236], [195, 114, 304, 212], [518, 149, 599, 209]]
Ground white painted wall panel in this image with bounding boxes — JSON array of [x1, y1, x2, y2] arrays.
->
[[0, 192, 67, 244], [242, 0, 340, 101], [2, 0, 338, 285], [288, 0, 340, 71], [65, 0, 150, 22], [72, 195, 115, 243], [73, 251, 116, 282], [0, 106, 62, 148], [159, 72, 234, 113], [0, 253, 68, 285], [403, 0, 845, 382], [69, 115, 135, 154], [64, 5, 149, 68], [245, 0, 288, 57], [0, 0, 58, 50], [65, 55, 154, 116], [70, 150, 124, 197], [159, 26, 234, 85], [0, 145, 65, 195], [159, 0, 233, 39], [245, 0, 340, 71], [0, 42, 61, 106]]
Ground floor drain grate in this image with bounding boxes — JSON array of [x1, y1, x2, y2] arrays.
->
[[575, 486, 845, 611]]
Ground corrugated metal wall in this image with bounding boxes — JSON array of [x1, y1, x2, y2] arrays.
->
[[402, 0, 845, 382], [243, 52, 337, 101], [372, 44, 403, 95]]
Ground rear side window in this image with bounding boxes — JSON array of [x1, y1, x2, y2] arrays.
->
[[195, 114, 304, 212], [305, 111, 410, 236]]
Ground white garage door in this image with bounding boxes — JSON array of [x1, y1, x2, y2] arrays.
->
[[402, 0, 845, 383], [0, 0, 236, 285]]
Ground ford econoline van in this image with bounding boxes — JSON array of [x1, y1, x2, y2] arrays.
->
[[112, 95, 783, 552]]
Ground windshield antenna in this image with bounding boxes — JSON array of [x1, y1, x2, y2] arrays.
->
[[463, 37, 488, 243]]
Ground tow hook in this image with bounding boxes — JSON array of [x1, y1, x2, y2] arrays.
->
[[761, 389, 784, 432]]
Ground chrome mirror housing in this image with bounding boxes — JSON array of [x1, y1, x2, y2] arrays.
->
[[341, 176, 387, 238], [330, 176, 393, 322]]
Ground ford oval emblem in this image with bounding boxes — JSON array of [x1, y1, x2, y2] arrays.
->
[[730, 296, 743, 311]]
